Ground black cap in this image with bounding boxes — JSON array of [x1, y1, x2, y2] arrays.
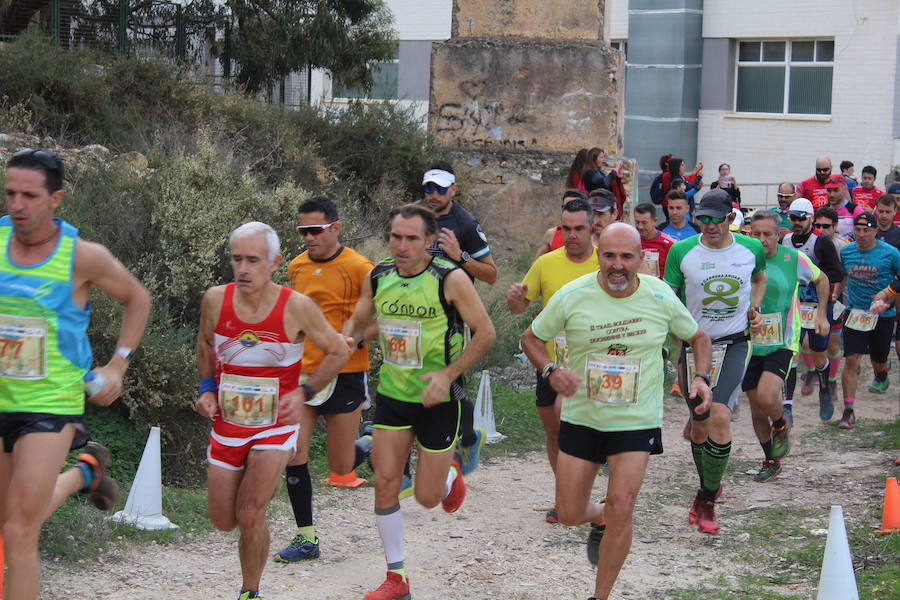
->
[[853, 212, 876, 228], [694, 189, 733, 218]]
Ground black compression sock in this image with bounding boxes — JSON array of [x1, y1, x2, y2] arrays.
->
[[285, 463, 313, 528]]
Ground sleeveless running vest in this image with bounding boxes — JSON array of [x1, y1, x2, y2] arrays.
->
[[0, 216, 91, 415], [212, 283, 303, 438], [784, 231, 823, 303], [372, 257, 465, 403]]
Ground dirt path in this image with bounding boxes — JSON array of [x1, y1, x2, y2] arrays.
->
[[41, 384, 898, 599]]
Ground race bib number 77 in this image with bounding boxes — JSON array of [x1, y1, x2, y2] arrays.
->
[[0, 314, 47, 380]]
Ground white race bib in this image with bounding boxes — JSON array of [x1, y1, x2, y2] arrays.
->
[[219, 373, 279, 428], [554, 333, 569, 366], [643, 250, 660, 278], [799, 302, 818, 330], [685, 343, 727, 388], [0, 314, 47, 380], [378, 318, 423, 368], [585, 354, 641, 405], [845, 308, 877, 332], [752, 313, 784, 347]]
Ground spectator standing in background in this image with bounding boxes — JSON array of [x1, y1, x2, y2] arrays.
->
[[840, 160, 858, 196], [852, 165, 885, 211], [710, 163, 741, 207]]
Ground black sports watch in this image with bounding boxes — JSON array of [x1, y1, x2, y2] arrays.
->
[[459, 251, 471, 264], [300, 383, 317, 399], [693, 373, 712, 386], [541, 362, 561, 380]]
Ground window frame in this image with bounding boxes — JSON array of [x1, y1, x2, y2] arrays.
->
[[330, 46, 400, 102], [733, 38, 834, 116]]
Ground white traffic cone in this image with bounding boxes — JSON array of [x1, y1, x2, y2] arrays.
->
[[816, 505, 858, 599], [109, 426, 179, 530], [474, 370, 505, 443]]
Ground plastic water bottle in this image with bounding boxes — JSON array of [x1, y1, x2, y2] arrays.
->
[[84, 370, 107, 398]]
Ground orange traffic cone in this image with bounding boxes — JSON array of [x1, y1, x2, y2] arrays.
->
[[322, 470, 366, 488], [876, 476, 900, 534]]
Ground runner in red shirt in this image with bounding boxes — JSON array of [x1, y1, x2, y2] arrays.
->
[[797, 156, 833, 209], [851, 165, 884, 211], [634, 202, 675, 277]]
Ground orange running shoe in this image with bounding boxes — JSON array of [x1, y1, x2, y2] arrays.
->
[[363, 572, 411, 600], [441, 461, 466, 513], [695, 500, 720, 534]]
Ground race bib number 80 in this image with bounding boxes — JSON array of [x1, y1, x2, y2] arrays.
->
[[0, 314, 47, 380], [799, 302, 818, 330], [585, 354, 641, 405], [219, 374, 279, 428], [378, 318, 423, 368]]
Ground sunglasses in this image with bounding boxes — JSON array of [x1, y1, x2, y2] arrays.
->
[[776, 193, 794, 199], [815, 167, 831, 172], [296, 222, 337, 236], [13, 148, 63, 173], [423, 183, 450, 195], [788, 214, 809, 222], [814, 222, 833, 229], [697, 215, 728, 225]]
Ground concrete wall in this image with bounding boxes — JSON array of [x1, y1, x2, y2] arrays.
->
[[430, 38, 624, 153], [452, 0, 603, 40]]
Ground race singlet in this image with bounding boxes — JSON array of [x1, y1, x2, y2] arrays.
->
[[219, 373, 279, 428], [378, 317, 424, 368], [0, 314, 48, 380], [585, 354, 641, 405], [752, 313, 784, 347], [799, 302, 818, 330], [845, 308, 877, 332]]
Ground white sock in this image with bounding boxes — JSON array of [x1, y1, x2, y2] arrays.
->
[[374, 503, 404, 565]]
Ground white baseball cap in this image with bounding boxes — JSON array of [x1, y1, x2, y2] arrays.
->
[[422, 169, 455, 187], [788, 197, 814, 217]]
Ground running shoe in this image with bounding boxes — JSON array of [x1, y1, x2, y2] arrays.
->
[[76, 442, 119, 511], [838, 408, 856, 429], [782, 404, 793, 428], [801, 369, 816, 395], [818, 381, 834, 421], [868, 377, 890, 394], [237, 592, 261, 600], [545, 509, 559, 524], [670, 381, 682, 397], [364, 572, 410, 600], [441, 461, 466, 513], [770, 423, 790, 459], [455, 428, 485, 476], [586, 522, 605, 567], [695, 500, 719, 534], [753, 459, 782, 483], [688, 486, 722, 525], [398, 474, 414, 500], [273, 534, 319, 562]]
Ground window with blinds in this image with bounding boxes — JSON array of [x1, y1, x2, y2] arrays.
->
[[735, 40, 833, 115]]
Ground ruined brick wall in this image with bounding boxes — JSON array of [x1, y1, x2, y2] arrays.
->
[[452, 0, 605, 41], [430, 38, 624, 155]]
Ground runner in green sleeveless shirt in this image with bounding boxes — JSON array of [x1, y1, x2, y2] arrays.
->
[[744, 211, 830, 483], [343, 204, 495, 600], [0, 150, 150, 600]]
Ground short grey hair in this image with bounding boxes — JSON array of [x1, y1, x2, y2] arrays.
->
[[751, 210, 782, 230], [229, 221, 280, 263]]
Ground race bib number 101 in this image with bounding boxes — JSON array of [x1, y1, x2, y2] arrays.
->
[[378, 318, 423, 368], [219, 374, 279, 428], [0, 314, 47, 380], [585, 354, 641, 405]]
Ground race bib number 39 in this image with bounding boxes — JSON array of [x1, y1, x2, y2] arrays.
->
[[686, 344, 727, 388], [752, 313, 784, 347], [845, 308, 877, 332], [0, 314, 47, 380], [378, 318, 423, 368], [219, 374, 279, 428], [799, 302, 818, 330], [585, 354, 641, 405]]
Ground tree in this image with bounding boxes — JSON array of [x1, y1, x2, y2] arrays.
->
[[226, 0, 396, 95]]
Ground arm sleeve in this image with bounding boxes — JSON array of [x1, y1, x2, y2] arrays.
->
[[815, 236, 844, 283], [461, 220, 492, 259], [751, 240, 767, 275], [531, 291, 566, 342]]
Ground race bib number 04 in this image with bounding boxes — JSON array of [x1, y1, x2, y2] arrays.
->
[[845, 308, 877, 332], [585, 354, 641, 405], [752, 313, 783, 347], [686, 343, 726, 388], [0, 314, 47, 380], [219, 374, 279, 428], [378, 318, 423, 368], [554, 333, 569, 366], [799, 302, 817, 330], [299, 373, 337, 407]]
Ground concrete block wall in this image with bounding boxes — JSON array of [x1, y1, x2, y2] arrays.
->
[[452, 0, 603, 40]]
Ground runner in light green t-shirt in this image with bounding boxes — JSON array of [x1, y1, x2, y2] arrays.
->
[[521, 223, 713, 600]]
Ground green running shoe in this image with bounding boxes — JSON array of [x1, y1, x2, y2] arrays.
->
[[398, 474, 415, 500], [771, 423, 790, 459], [868, 377, 890, 394], [238, 592, 261, 600], [753, 459, 782, 482]]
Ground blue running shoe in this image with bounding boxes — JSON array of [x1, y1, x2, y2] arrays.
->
[[456, 428, 485, 476], [273, 534, 319, 563]]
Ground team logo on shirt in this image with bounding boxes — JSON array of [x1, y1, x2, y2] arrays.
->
[[701, 276, 742, 320], [607, 344, 628, 356], [238, 330, 260, 348]]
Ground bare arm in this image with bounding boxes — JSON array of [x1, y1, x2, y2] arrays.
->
[[75, 240, 151, 406], [813, 270, 831, 336], [464, 254, 498, 285], [534, 227, 555, 261], [748, 271, 767, 332], [288, 292, 351, 393], [506, 282, 530, 314], [342, 274, 377, 346], [194, 287, 223, 419], [419, 269, 496, 406], [521, 325, 580, 397]]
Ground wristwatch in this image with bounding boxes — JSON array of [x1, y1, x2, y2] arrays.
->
[[748, 305, 761, 315], [300, 383, 317, 399], [693, 373, 712, 386], [114, 346, 135, 361], [459, 251, 471, 264], [541, 362, 561, 380]]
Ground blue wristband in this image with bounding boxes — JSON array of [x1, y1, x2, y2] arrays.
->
[[198, 377, 218, 395]]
